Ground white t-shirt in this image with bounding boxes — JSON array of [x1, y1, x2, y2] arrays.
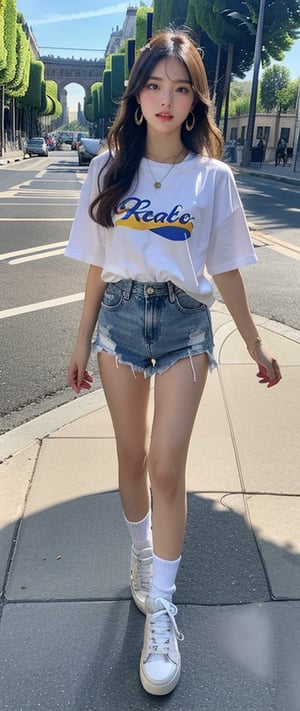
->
[[65, 150, 257, 306]]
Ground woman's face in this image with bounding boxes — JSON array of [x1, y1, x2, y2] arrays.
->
[[137, 56, 195, 137]]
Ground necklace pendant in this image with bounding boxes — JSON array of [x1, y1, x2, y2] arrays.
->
[[154, 181, 161, 189]]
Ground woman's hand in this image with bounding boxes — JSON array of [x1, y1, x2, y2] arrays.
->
[[67, 265, 105, 394], [68, 342, 93, 394], [249, 342, 282, 388], [213, 271, 282, 389]]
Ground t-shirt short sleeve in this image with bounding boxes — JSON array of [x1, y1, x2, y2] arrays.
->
[[64, 154, 110, 267], [205, 167, 257, 276]]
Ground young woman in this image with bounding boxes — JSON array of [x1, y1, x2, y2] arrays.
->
[[65, 29, 281, 696]]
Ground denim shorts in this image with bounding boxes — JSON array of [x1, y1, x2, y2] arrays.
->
[[94, 279, 216, 379]]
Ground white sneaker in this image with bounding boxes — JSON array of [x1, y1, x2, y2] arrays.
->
[[130, 546, 152, 614], [140, 596, 184, 696]]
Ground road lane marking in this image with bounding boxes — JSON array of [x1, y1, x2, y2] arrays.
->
[[248, 223, 300, 251], [9, 248, 65, 264], [0, 193, 79, 200], [252, 236, 300, 261], [32, 175, 80, 181], [0, 218, 72, 221], [0, 186, 80, 198], [0, 203, 76, 206], [248, 224, 300, 261], [0, 293, 84, 320], [0, 241, 68, 261]]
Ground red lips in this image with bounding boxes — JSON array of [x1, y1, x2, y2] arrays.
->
[[156, 113, 173, 121]]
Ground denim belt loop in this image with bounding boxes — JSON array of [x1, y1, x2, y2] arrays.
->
[[167, 281, 176, 303], [122, 279, 133, 300]]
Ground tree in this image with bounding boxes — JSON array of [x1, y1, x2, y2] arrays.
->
[[260, 65, 292, 112], [259, 0, 300, 62], [0, 0, 8, 72], [183, 0, 300, 135], [220, 0, 300, 64], [0, 0, 17, 84], [185, 0, 256, 132], [260, 64, 299, 148], [187, 0, 256, 76], [228, 80, 252, 116], [135, 5, 153, 51], [17, 60, 44, 136], [285, 79, 300, 113], [6, 13, 30, 98], [153, 0, 189, 32], [0, 0, 17, 153], [2, 12, 30, 148]]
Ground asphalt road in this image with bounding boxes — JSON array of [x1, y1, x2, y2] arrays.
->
[[234, 172, 300, 331], [0, 152, 100, 434], [0, 152, 299, 434]]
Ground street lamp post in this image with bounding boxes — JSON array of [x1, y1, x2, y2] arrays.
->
[[241, 0, 266, 168], [292, 80, 300, 173]]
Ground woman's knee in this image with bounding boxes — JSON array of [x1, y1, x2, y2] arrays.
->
[[149, 459, 183, 499], [118, 447, 148, 481]]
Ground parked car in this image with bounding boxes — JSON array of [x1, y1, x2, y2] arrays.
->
[[72, 131, 89, 151], [77, 137, 103, 165], [59, 131, 74, 145], [23, 137, 48, 158]]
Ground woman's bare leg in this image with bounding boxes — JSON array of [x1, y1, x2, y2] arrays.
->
[[149, 354, 209, 560], [98, 352, 152, 521]]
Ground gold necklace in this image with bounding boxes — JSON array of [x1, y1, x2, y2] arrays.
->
[[146, 147, 185, 189]]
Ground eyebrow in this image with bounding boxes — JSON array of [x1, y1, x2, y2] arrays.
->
[[147, 75, 191, 84]]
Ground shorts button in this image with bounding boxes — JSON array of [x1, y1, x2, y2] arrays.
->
[[146, 286, 154, 294]]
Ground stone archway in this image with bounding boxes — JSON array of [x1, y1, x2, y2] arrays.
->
[[41, 56, 105, 102]]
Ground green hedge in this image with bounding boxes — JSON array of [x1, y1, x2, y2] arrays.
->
[[153, 0, 188, 32], [102, 68, 115, 121], [0, 0, 17, 84], [6, 18, 31, 97], [44, 79, 62, 118], [18, 60, 44, 109], [135, 6, 153, 53], [0, 0, 8, 71], [84, 95, 94, 123], [124, 38, 136, 79], [91, 81, 102, 122], [111, 53, 125, 102]]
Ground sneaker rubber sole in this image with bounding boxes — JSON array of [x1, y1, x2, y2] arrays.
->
[[139, 657, 181, 696]]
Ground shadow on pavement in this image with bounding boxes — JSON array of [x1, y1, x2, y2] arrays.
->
[[0, 491, 299, 710]]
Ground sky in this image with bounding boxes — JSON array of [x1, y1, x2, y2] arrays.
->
[[17, 1, 133, 109], [17, 1, 300, 111]]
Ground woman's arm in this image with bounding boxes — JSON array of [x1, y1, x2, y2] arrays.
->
[[68, 264, 106, 393], [213, 269, 282, 387]]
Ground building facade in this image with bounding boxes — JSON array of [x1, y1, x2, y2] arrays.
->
[[226, 112, 296, 162]]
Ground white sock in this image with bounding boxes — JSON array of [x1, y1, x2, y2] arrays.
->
[[123, 510, 152, 551], [150, 553, 181, 601]]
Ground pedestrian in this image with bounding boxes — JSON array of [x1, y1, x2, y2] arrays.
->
[[275, 137, 286, 167], [257, 139, 265, 163], [65, 28, 282, 697]]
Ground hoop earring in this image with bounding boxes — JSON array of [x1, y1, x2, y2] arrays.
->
[[185, 112, 195, 132], [135, 106, 144, 126]]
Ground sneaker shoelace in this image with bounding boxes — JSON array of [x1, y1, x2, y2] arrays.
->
[[148, 598, 184, 655], [132, 550, 152, 593]]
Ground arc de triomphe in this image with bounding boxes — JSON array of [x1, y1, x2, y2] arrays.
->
[[41, 56, 105, 101]]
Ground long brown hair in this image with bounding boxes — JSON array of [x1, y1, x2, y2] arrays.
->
[[90, 28, 223, 227]]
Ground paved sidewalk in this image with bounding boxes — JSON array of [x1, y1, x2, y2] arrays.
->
[[236, 159, 300, 186], [0, 302, 300, 710], [0, 148, 23, 165]]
